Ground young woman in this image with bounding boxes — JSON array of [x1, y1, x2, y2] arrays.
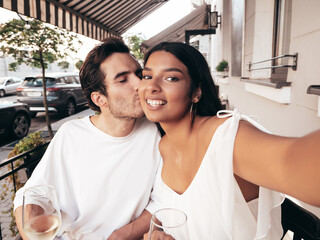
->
[[139, 42, 320, 239]]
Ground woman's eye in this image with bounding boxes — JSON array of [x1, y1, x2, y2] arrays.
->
[[119, 79, 127, 83], [142, 75, 152, 80], [165, 77, 179, 82]]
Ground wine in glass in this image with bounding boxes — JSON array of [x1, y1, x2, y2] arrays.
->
[[22, 185, 61, 240], [149, 208, 189, 240]]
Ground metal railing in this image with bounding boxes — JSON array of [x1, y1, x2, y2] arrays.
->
[[0, 142, 49, 192], [0, 142, 49, 240], [248, 53, 298, 71]]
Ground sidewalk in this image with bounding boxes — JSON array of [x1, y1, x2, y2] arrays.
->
[[0, 108, 94, 162]]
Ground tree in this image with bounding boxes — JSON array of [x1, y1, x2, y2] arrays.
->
[[0, 18, 82, 139], [124, 33, 146, 62], [58, 61, 70, 71], [75, 60, 84, 71]]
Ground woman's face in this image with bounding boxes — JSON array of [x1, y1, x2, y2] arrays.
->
[[139, 50, 192, 123]]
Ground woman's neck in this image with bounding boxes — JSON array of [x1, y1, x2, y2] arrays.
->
[[160, 115, 200, 149]]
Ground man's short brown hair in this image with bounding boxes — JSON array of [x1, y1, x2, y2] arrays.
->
[[79, 37, 130, 112]]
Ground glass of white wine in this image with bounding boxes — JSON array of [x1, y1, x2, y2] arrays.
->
[[22, 185, 61, 240], [149, 208, 189, 240]]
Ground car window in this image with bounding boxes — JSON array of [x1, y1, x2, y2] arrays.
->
[[22, 77, 56, 87], [65, 76, 76, 84], [74, 76, 80, 84], [6, 79, 13, 85], [55, 77, 65, 84]]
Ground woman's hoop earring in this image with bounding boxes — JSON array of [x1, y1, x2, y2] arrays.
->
[[190, 101, 197, 124], [190, 102, 194, 114]]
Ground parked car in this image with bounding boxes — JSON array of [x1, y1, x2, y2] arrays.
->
[[0, 76, 23, 97], [0, 101, 31, 139], [17, 72, 87, 117]]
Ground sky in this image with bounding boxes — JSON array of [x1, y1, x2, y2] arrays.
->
[[0, 0, 193, 59]]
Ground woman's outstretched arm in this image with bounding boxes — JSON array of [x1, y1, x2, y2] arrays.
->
[[233, 121, 320, 207]]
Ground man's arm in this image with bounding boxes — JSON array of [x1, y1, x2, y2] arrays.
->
[[14, 206, 30, 240], [107, 210, 151, 240]]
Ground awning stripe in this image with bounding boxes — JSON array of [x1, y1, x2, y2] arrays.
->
[[1, 0, 169, 40], [11, 0, 17, 12]]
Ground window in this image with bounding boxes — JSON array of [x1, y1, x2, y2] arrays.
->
[[6, 79, 14, 85], [271, 0, 292, 82], [231, 0, 244, 77], [65, 76, 76, 84]]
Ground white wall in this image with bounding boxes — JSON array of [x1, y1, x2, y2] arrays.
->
[[215, 0, 320, 137]]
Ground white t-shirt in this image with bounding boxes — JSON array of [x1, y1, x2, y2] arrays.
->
[[14, 116, 161, 240], [151, 110, 285, 239]]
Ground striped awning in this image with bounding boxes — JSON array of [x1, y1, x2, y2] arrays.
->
[[141, 4, 210, 52], [0, 0, 169, 40]]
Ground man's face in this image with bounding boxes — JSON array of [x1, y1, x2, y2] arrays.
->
[[100, 52, 144, 119]]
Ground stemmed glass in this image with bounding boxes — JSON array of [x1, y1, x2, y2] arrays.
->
[[22, 185, 61, 240], [149, 208, 189, 240]]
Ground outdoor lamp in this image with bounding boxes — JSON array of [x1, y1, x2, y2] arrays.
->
[[209, 11, 221, 29]]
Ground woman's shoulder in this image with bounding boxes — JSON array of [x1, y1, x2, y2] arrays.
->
[[197, 115, 228, 137]]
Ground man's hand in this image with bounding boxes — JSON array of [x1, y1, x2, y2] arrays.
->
[[107, 225, 132, 240], [143, 230, 175, 240], [107, 210, 152, 240]]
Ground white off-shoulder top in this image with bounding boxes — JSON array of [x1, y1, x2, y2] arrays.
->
[[151, 110, 285, 239]]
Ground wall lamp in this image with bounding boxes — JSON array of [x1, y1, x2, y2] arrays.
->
[[208, 11, 221, 29]]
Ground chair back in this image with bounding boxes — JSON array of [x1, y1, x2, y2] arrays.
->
[[281, 198, 320, 240]]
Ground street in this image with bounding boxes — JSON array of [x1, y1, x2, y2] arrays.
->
[[0, 93, 88, 147]]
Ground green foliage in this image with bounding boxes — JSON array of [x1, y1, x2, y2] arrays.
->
[[215, 59, 229, 72], [58, 60, 70, 70], [8, 131, 46, 159], [124, 33, 146, 61], [75, 60, 84, 70], [0, 18, 82, 71]]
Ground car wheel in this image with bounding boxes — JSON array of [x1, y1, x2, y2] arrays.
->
[[66, 99, 76, 116], [11, 112, 30, 139], [30, 112, 37, 118], [0, 89, 5, 97]]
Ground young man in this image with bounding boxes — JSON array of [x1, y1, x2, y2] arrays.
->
[[14, 38, 161, 239]]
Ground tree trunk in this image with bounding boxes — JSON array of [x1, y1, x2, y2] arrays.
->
[[40, 53, 53, 139]]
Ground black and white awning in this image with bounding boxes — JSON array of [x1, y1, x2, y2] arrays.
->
[[0, 0, 169, 40]]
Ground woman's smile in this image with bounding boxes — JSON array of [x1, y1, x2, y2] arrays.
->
[[146, 99, 167, 107]]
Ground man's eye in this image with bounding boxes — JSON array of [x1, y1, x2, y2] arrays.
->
[[119, 79, 127, 83], [142, 75, 152, 80], [165, 77, 179, 82]]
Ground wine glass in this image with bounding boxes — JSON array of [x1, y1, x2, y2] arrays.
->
[[149, 208, 189, 240], [22, 185, 61, 240]]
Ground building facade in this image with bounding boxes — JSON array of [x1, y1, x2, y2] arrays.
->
[[209, 0, 320, 137], [205, 0, 320, 216]]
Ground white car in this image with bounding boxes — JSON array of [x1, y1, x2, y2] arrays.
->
[[0, 76, 23, 97]]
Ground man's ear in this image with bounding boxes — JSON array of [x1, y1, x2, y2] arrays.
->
[[192, 87, 202, 103], [91, 91, 108, 108]]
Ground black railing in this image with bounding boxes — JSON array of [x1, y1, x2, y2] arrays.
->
[[0, 142, 49, 192], [0, 142, 49, 240], [248, 53, 298, 71]]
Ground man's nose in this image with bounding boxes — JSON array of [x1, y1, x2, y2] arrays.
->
[[132, 74, 141, 91]]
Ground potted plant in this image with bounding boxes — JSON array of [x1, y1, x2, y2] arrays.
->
[[215, 59, 229, 77]]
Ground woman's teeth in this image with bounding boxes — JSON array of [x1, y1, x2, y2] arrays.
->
[[147, 99, 166, 107]]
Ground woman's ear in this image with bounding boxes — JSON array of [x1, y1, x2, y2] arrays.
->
[[91, 91, 108, 108], [192, 87, 202, 103]]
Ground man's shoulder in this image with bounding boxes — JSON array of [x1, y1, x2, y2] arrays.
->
[[135, 118, 158, 131], [57, 116, 91, 134]]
